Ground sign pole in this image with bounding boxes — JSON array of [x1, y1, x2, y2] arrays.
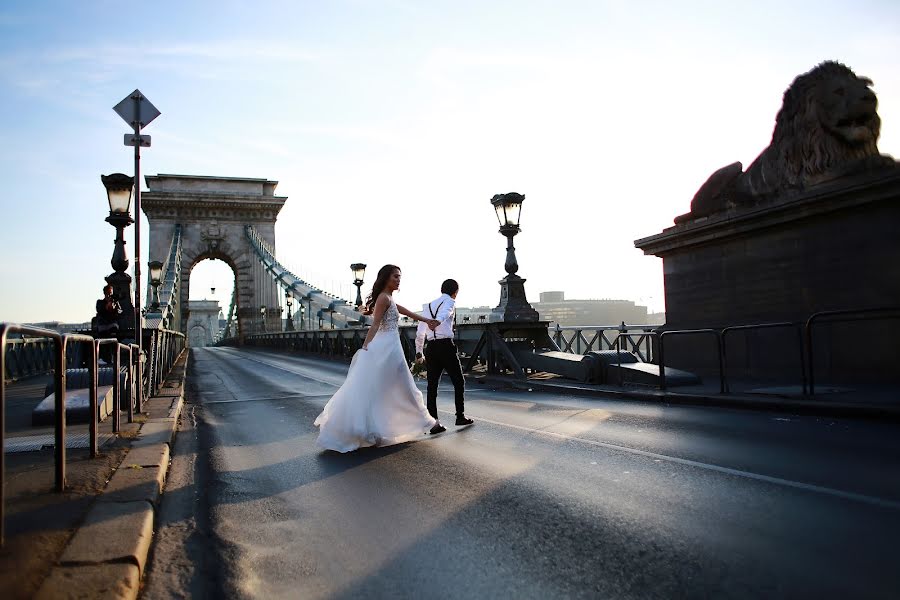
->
[[132, 93, 143, 410], [113, 88, 159, 413]]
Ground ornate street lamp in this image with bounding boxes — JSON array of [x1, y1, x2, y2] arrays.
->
[[285, 289, 295, 331], [260, 305, 267, 333], [148, 260, 163, 311], [350, 263, 366, 309], [323, 304, 336, 329], [101, 173, 136, 332], [299, 303, 306, 330], [489, 192, 539, 322]]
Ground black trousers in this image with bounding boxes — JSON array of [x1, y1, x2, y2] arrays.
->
[[424, 338, 465, 419]]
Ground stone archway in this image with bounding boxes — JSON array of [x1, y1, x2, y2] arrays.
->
[[142, 174, 287, 340]]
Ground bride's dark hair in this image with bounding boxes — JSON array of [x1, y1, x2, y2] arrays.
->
[[363, 264, 400, 314]]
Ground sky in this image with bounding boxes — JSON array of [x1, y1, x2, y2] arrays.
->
[[1, 0, 899, 323]]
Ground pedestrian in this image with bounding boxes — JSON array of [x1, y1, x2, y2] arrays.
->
[[415, 278, 473, 432], [314, 264, 440, 452], [95, 284, 122, 336]]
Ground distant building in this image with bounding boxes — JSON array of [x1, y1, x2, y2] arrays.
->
[[532, 291, 651, 327], [454, 293, 663, 327], [24, 321, 93, 334], [187, 300, 221, 347]]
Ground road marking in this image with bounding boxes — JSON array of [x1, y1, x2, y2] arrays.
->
[[445, 411, 900, 511], [203, 348, 900, 511]]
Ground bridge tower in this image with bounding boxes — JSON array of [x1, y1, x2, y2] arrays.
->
[[142, 174, 286, 340]]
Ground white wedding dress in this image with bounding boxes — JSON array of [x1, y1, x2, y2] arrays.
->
[[314, 297, 437, 452]]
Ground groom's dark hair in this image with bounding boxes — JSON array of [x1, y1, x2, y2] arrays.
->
[[441, 279, 459, 295]]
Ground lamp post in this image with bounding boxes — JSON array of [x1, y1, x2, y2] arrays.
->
[[148, 261, 163, 311], [489, 192, 540, 322], [285, 290, 295, 331], [260, 305, 267, 333], [350, 263, 366, 309], [299, 303, 306, 330], [323, 305, 335, 329], [101, 173, 136, 332], [304, 294, 313, 330]]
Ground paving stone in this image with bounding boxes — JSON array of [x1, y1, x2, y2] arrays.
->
[[34, 563, 140, 600], [98, 464, 164, 504], [131, 421, 174, 447], [121, 443, 169, 469], [60, 501, 153, 575]]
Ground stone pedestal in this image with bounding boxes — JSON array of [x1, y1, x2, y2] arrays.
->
[[635, 168, 900, 382], [490, 275, 540, 323], [636, 169, 900, 328]]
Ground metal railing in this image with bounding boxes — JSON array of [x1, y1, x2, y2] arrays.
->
[[232, 307, 898, 400], [722, 322, 806, 394], [3, 336, 80, 382], [613, 330, 661, 385], [805, 307, 900, 395], [658, 329, 724, 392], [1, 325, 126, 545], [241, 324, 422, 362], [552, 324, 660, 361], [0, 321, 185, 547], [144, 328, 185, 400]]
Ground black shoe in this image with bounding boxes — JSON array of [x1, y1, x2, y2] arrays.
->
[[455, 415, 474, 426], [430, 423, 447, 435]]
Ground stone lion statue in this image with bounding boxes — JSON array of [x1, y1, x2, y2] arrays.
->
[[678, 61, 896, 223]]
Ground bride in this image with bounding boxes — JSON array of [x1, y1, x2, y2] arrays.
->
[[314, 264, 442, 453]]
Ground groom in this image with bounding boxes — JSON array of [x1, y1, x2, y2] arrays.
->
[[415, 278, 473, 434]]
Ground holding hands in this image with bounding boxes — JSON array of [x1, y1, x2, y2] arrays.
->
[[426, 318, 440, 330]]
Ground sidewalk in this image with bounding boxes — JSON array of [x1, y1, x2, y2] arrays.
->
[[472, 373, 900, 421], [0, 351, 187, 600]]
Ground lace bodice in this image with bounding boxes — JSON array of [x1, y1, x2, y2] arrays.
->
[[378, 298, 400, 332]]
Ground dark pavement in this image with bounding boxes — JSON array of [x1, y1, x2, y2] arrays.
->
[[146, 347, 900, 599], [1, 356, 185, 600]]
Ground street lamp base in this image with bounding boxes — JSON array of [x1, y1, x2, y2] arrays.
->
[[491, 274, 540, 322]]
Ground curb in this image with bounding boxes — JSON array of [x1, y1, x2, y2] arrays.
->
[[472, 375, 900, 421], [34, 352, 187, 600]]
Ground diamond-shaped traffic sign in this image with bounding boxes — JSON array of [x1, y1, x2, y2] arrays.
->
[[113, 89, 160, 130]]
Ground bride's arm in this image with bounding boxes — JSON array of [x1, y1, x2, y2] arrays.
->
[[362, 294, 390, 350], [397, 303, 439, 329]]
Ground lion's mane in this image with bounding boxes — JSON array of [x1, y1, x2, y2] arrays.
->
[[680, 61, 893, 223]]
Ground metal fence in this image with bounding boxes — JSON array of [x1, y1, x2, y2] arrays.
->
[[0, 322, 185, 546], [234, 308, 900, 398], [239, 325, 420, 363], [3, 336, 81, 381], [552, 324, 661, 361]]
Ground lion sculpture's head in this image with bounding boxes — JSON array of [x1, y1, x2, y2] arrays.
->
[[761, 61, 880, 191], [681, 61, 893, 223]]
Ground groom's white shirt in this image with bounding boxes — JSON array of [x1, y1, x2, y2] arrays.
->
[[415, 294, 456, 355]]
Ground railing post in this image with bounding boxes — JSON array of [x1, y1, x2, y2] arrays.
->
[[113, 343, 121, 433], [1, 326, 8, 545], [716, 331, 725, 394], [798, 324, 808, 396], [658, 333, 667, 391], [89, 339, 98, 458], [127, 345, 135, 423], [55, 337, 67, 492]]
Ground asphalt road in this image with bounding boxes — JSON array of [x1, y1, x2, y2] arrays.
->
[[143, 346, 900, 599]]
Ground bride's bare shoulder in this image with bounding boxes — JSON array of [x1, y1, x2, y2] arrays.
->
[[376, 293, 392, 306]]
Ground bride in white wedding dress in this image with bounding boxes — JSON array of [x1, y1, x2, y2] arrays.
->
[[314, 265, 441, 453]]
